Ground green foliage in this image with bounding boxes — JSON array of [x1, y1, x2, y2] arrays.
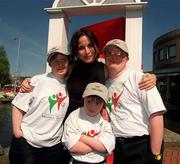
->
[[0, 45, 11, 86]]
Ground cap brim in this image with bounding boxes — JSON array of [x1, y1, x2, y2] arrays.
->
[[83, 91, 107, 103]]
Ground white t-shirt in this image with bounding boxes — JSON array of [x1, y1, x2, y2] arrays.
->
[[62, 107, 115, 163], [12, 73, 69, 148], [106, 68, 166, 138]]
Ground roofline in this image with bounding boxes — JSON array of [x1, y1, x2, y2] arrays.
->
[[44, 2, 147, 16], [154, 28, 180, 46]]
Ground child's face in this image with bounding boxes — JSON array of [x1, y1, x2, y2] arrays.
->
[[104, 46, 128, 72], [51, 54, 69, 79], [84, 96, 104, 117]]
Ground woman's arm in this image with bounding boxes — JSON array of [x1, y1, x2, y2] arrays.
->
[[139, 73, 157, 90], [12, 106, 25, 138]]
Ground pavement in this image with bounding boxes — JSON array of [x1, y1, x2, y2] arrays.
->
[[0, 147, 9, 164], [163, 128, 180, 164], [0, 128, 180, 164]]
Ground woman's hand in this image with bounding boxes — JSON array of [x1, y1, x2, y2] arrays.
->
[[139, 73, 157, 90], [19, 78, 32, 93]]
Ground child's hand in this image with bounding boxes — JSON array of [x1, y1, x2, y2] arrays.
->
[[139, 73, 156, 90], [101, 108, 111, 122], [19, 78, 32, 93], [13, 129, 23, 138]]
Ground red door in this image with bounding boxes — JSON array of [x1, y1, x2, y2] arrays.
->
[[81, 16, 125, 52]]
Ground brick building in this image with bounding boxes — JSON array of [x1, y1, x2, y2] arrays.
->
[[153, 28, 180, 114]]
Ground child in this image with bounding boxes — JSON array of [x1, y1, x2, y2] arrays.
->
[[9, 46, 70, 164], [62, 82, 115, 164], [103, 39, 166, 164]]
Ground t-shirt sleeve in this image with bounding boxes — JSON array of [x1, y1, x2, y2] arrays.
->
[[11, 92, 33, 113], [30, 74, 46, 87], [141, 87, 167, 117], [98, 121, 115, 154], [11, 74, 46, 112], [135, 72, 167, 117], [62, 111, 81, 150]]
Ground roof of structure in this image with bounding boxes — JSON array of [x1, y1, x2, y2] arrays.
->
[[45, 0, 147, 16]]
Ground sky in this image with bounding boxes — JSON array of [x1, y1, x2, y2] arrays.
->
[[0, 0, 180, 76]]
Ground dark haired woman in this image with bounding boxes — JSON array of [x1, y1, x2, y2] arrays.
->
[[66, 29, 156, 119]]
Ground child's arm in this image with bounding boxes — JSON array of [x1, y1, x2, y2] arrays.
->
[[105, 64, 156, 91], [149, 112, 164, 154], [79, 134, 107, 153], [139, 73, 157, 90], [12, 106, 25, 138], [69, 141, 93, 154], [62, 111, 94, 154]]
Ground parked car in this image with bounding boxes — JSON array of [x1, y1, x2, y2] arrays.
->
[[1, 84, 20, 93]]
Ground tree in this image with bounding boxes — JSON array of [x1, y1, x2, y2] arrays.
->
[[0, 45, 11, 87]]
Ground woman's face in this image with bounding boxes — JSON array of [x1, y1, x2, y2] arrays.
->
[[77, 35, 96, 63]]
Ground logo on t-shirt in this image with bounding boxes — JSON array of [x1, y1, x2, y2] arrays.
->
[[82, 129, 101, 137], [48, 92, 67, 113], [107, 84, 124, 114]]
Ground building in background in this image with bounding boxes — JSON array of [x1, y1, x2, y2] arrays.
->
[[153, 28, 180, 114]]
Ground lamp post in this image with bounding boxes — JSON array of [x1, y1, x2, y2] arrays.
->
[[13, 37, 21, 92]]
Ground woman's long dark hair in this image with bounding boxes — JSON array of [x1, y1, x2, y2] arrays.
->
[[70, 29, 99, 61]]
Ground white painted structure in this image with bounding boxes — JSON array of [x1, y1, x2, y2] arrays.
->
[[45, 0, 147, 72]]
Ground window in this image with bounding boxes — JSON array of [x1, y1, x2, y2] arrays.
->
[[168, 44, 176, 58], [154, 51, 158, 63], [159, 48, 165, 61]]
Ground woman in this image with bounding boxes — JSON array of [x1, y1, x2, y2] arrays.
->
[[65, 29, 106, 118], [65, 29, 156, 118]]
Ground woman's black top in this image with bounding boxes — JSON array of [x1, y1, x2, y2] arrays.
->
[[66, 58, 105, 118]]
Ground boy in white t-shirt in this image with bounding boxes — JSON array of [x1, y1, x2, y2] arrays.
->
[[9, 46, 70, 164], [62, 82, 115, 164], [103, 39, 166, 164]]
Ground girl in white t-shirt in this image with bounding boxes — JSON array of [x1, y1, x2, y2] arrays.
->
[[62, 82, 115, 164], [9, 46, 70, 164]]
